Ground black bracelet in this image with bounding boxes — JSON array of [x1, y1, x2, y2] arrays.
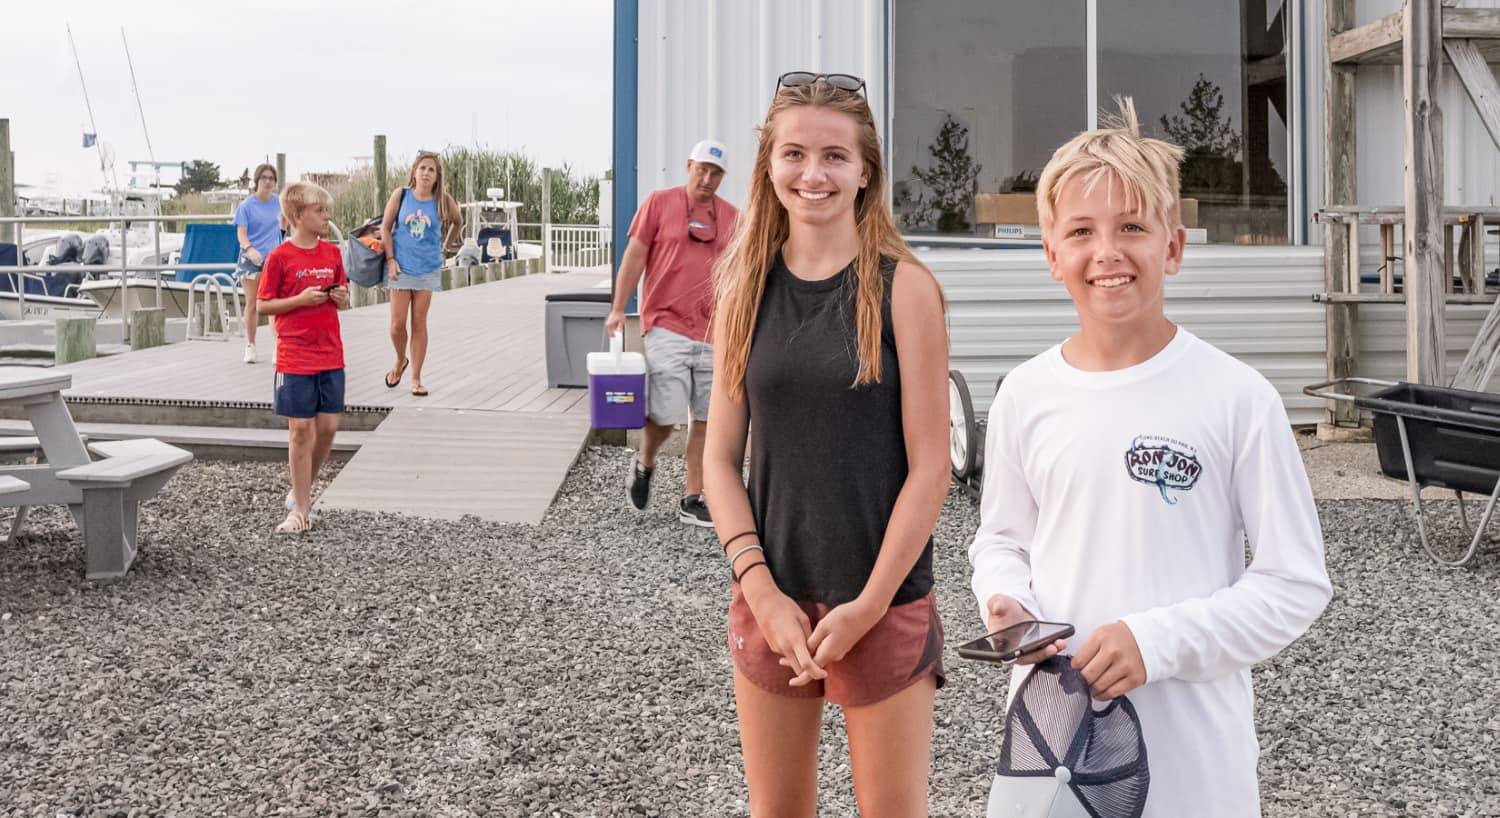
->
[[733, 560, 769, 584], [721, 530, 759, 553]]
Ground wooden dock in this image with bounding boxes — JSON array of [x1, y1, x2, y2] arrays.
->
[[52, 269, 611, 523]]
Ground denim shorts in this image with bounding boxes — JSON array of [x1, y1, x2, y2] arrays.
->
[[235, 250, 265, 279], [273, 369, 346, 418], [387, 267, 443, 292]]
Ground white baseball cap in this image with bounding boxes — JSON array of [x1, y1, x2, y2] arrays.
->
[[688, 139, 728, 170]]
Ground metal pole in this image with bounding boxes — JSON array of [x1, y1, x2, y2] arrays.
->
[[153, 218, 162, 309], [120, 214, 130, 341]]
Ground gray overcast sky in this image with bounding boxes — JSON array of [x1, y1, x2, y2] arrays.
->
[[3, 0, 613, 193]]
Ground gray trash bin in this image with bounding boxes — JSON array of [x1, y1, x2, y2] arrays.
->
[[544, 291, 613, 387]]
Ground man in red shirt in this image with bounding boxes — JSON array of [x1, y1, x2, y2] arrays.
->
[[257, 181, 349, 534], [606, 139, 739, 527]]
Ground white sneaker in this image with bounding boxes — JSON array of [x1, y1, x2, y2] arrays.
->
[[243, 343, 257, 364]]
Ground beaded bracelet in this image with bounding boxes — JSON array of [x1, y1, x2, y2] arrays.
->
[[733, 560, 769, 584]]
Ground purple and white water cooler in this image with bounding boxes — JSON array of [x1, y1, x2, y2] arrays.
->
[[587, 333, 648, 430]]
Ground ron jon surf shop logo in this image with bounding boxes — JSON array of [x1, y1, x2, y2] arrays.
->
[[1124, 436, 1202, 505]]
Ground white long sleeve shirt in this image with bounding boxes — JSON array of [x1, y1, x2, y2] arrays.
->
[[969, 328, 1332, 817]]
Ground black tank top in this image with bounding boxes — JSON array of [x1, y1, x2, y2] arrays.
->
[[744, 253, 934, 607]]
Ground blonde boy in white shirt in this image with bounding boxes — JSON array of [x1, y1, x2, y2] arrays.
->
[[968, 100, 1332, 816]]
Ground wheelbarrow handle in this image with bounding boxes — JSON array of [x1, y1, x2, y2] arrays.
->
[[1302, 376, 1399, 403]]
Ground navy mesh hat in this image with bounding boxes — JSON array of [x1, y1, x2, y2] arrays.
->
[[987, 656, 1150, 818]]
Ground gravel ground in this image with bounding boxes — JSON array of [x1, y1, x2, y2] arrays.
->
[[1, 448, 1499, 817]]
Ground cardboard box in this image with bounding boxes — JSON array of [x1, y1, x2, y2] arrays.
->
[[977, 193, 1199, 228], [1178, 198, 1198, 228], [976, 193, 1038, 226]]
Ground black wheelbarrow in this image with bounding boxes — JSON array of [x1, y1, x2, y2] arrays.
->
[[1305, 377, 1500, 567]]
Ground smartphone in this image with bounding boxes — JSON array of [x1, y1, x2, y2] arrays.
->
[[321, 283, 340, 293], [956, 620, 1074, 664]]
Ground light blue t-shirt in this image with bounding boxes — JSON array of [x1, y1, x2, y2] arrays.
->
[[393, 188, 442, 276], [233, 194, 282, 257]]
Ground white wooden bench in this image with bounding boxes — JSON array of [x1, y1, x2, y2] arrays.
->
[[54, 438, 193, 579]]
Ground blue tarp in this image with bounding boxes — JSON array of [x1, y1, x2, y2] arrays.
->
[[174, 223, 241, 284]]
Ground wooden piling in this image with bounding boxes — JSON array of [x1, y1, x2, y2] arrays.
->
[[1324, 0, 1360, 425], [374, 135, 388, 217], [276, 153, 286, 191], [0, 120, 13, 245], [1404, 0, 1446, 385], [129, 307, 166, 350], [55, 317, 97, 364]]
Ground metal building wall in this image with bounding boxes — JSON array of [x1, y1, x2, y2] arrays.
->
[[931, 246, 1330, 425], [634, 0, 887, 213]]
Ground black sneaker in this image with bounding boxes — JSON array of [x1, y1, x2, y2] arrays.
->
[[678, 494, 713, 528], [627, 459, 653, 510]]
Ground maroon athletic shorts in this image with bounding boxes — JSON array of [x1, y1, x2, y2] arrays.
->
[[727, 585, 946, 707]]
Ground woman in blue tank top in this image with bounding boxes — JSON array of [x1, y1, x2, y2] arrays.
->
[[379, 151, 462, 396]]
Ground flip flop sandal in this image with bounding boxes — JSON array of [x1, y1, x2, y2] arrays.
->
[[411, 385, 429, 397], [384, 358, 409, 389], [274, 510, 312, 534]]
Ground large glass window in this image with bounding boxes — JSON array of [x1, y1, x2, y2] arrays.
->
[[892, 0, 1292, 244], [892, 2, 1086, 236], [1098, 0, 1290, 243]]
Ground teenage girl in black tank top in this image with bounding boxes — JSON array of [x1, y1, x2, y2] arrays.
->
[[701, 76, 952, 815]]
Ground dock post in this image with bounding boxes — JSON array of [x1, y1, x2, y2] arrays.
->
[[276, 153, 286, 191], [56, 317, 97, 364], [374, 135, 388, 218], [0, 120, 13, 245], [130, 307, 166, 350]]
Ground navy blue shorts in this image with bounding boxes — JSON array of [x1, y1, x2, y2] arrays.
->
[[273, 369, 345, 418]]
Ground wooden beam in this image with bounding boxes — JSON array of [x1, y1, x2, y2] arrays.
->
[[1331, 8, 1500, 65], [1442, 7, 1500, 39], [1445, 39, 1500, 154], [1406, 0, 1447, 385], [1326, 0, 1360, 424], [1331, 10, 1403, 64]]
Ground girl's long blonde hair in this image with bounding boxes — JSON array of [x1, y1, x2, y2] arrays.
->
[[713, 82, 918, 399]]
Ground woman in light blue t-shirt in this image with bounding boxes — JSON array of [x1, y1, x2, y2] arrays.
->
[[233, 162, 284, 364], [378, 151, 462, 397]]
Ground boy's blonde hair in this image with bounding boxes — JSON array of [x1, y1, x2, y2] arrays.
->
[[1036, 97, 1185, 235], [281, 181, 332, 226]]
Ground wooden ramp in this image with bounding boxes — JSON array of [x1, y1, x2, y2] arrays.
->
[[315, 407, 591, 525]]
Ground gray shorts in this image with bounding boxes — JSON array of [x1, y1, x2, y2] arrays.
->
[[644, 327, 712, 425]]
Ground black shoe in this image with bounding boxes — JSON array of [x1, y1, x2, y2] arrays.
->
[[628, 459, 653, 510], [678, 494, 713, 528]]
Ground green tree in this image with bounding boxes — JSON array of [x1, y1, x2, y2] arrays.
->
[[907, 114, 981, 233], [174, 159, 223, 195]]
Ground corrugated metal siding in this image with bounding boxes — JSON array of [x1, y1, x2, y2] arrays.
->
[[635, 0, 886, 212], [927, 246, 1329, 425]]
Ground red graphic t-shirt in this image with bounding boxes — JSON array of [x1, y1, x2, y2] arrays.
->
[[259, 240, 347, 374]]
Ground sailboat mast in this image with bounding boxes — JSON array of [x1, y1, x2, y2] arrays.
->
[[66, 23, 117, 194], [120, 27, 158, 187]]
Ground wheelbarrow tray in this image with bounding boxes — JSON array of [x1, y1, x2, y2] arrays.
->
[[1356, 382, 1500, 495]]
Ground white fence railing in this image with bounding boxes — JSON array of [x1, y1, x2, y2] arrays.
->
[[518, 222, 613, 273]]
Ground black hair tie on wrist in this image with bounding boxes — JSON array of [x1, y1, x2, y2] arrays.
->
[[733, 560, 769, 584]]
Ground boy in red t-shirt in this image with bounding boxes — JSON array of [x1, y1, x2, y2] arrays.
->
[[257, 182, 349, 533]]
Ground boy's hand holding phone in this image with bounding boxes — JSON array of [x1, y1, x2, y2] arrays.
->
[[299, 285, 330, 306], [1071, 621, 1147, 701], [985, 594, 1067, 665], [327, 284, 349, 308]]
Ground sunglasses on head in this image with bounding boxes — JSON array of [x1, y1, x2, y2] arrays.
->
[[775, 71, 866, 101]]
